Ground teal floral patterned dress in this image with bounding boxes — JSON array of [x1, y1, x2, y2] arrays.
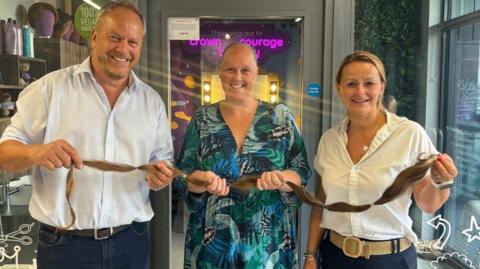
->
[[174, 101, 311, 269]]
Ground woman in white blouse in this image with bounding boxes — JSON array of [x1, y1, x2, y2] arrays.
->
[[303, 51, 458, 269]]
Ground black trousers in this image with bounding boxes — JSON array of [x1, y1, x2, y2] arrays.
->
[[319, 234, 417, 269]]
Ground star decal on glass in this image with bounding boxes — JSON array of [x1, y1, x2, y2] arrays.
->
[[461, 216, 480, 243]]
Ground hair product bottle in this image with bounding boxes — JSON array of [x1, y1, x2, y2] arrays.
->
[[4, 18, 16, 55], [14, 20, 23, 56], [0, 20, 5, 54], [22, 25, 31, 57]]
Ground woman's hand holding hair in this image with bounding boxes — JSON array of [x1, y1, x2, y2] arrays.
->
[[257, 170, 285, 190], [205, 171, 230, 196], [430, 153, 458, 184], [187, 170, 229, 196], [256, 170, 302, 192], [414, 153, 458, 213]]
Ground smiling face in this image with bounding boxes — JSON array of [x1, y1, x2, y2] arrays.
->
[[90, 6, 144, 81], [336, 61, 385, 116], [219, 44, 258, 102]]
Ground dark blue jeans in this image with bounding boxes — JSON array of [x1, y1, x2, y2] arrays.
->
[[37, 222, 149, 269], [320, 234, 417, 269]]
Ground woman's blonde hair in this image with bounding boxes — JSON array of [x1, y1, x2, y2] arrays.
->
[[336, 51, 387, 110]]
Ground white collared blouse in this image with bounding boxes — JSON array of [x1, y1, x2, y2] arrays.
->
[[314, 110, 437, 242]]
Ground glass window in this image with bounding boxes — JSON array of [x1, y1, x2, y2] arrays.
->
[[446, 0, 480, 19], [441, 19, 480, 268]]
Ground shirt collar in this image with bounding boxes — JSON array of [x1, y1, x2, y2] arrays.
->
[[74, 56, 139, 90], [337, 109, 402, 135], [337, 110, 408, 158]]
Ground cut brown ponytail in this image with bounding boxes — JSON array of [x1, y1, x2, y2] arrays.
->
[[287, 154, 437, 212], [61, 161, 208, 229], [59, 154, 436, 229]]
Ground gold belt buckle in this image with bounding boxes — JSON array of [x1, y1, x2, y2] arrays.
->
[[342, 236, 364, 258]]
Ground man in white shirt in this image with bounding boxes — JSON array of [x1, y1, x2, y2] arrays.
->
[[0, 1, 174, 268]]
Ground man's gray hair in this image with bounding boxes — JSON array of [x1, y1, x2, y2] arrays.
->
[[94, 0, 146, 33]]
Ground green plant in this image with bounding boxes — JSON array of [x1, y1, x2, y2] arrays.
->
[[355, 0, 422, 120]]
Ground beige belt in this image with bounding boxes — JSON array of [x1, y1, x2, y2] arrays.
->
[[329, 231, 411, 259]]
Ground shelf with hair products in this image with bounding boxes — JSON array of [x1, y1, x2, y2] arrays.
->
[[0, 55, 46, 87], [0, 55, 47, 119]]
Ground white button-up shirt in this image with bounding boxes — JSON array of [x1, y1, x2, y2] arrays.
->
[[314, 110, 437, 242], [0, 57, 173, 229]]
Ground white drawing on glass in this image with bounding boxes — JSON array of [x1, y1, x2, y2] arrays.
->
[[0, 245, 21, 266], [430, 252, 476, 269], [0, 245, 37, 269], [414, 240, 442, 255], [0, 223, 34, 247], [462, 216, 480, 243], [427, 215, 451, 250]]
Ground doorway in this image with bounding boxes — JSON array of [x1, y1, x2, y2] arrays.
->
[[168, 17, 304, 268]]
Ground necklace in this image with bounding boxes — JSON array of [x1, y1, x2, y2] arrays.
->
[[362, 145, 369, 153], [349, 113, 385, 155]]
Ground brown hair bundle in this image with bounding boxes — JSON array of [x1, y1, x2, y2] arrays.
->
[[61, 161, 208, 229], [59, 154, 435, 229], [287, 154, 437, 212]]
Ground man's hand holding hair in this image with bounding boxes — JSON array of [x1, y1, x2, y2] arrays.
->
[[147, 160, 175, 191], [31, 139, 83, 170]]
